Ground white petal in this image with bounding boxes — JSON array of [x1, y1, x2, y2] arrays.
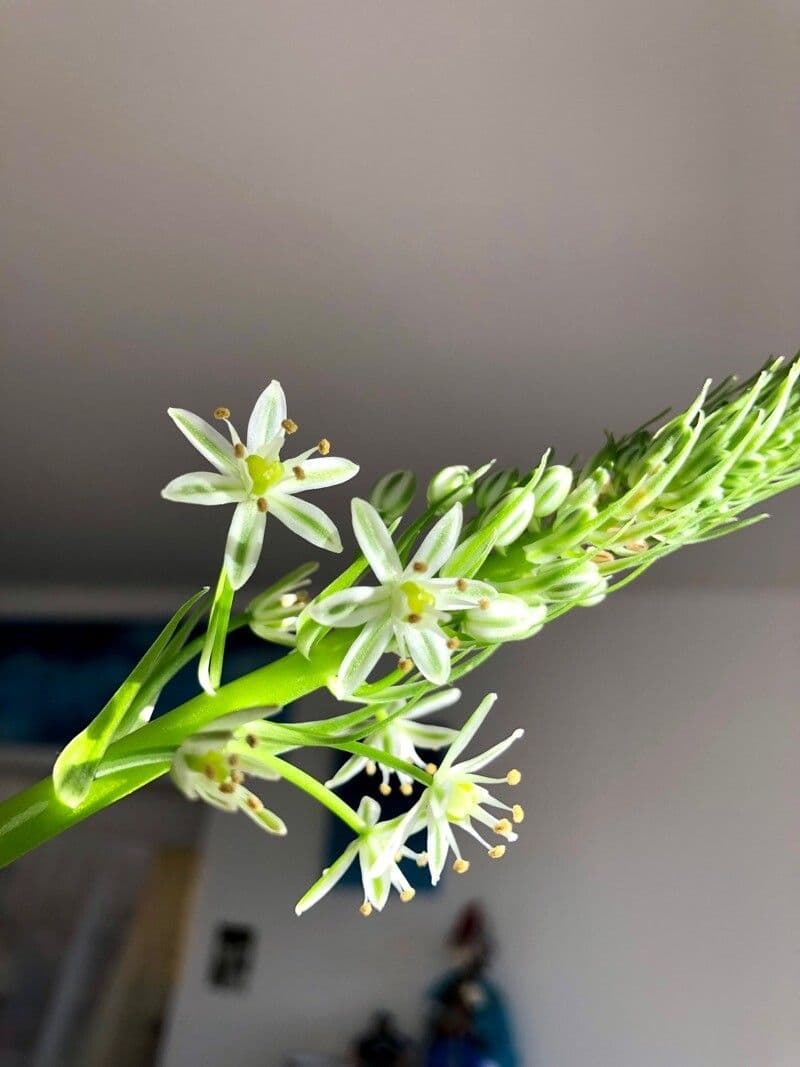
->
[[404, 687, 462, 721], [279, 456, 360, 494], [361, 860, 392, 911], [167, 408, 238, 475], [407, 503, 463, 576], [247, 380, 287, 453], [295, 841, 359, 915], [351, 498, 402, 582], [427, 816, 450, 886], [456, 729, 525, 776], [401, 624, 452, 686], [307, 586, 391, 628], [462, 595, 545, 643], [161, 471, 246, 506], [440, 692, 498, 771], [269, 493, 343, 553], [402, 722, 459, 749], [337, 616, 393, 696], [325, 754, 368, 789], [236, 790, 287, 835], [225, 500, 267, 590]]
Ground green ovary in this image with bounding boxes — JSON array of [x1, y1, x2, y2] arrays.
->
[[446, 780, 478, 821], [400, 581, 435, 615], [246, 455, 284, 496]]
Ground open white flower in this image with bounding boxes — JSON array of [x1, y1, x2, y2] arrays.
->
[[417, 693, 525, 885], [309, 499, 532, 695], [171, 710, 287, 835], [162, 381, 359, 589], [325, 688, 462, 795], [295, 797, 422, 916]]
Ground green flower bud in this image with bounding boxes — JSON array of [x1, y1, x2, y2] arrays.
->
[[480, 488, 536, 547], [537, 560, 606, 602], [463, 594, 546, 643], [475, 468, 519, 511], [369, 469, 416, 522], [427, 465, 472, 508], [532, 466, 573, 517]]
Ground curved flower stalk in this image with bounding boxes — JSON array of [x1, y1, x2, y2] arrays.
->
[[308, 499, 538, 695], [163, 381, 359, 589], [325, 687, 462, 795]]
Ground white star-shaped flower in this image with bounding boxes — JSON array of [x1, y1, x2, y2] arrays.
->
[[295, 797, 423, 916], [162, 381, 359, 589], [325, 688, 462, 795], [416, 693, 525, 885], [308, 499, 537, 695]]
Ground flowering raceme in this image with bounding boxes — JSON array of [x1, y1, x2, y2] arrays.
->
[[1, 358, 798, 915]]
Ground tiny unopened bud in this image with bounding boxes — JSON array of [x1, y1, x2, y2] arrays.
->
[[480, 487, 536, 547], [427, 465, 472, 509], [453, 858, 470, 874], [281, 417, 298, 434], [370, 469, 417, 522], [317, 437, 331, 455], [488, 845, 506, 860], [506, 769, 522, 785], [213, 406, 231, 420], [475, 468, 519, 511], [532, 465, 574, 517]]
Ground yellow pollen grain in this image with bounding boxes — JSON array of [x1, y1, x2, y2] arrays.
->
[[317, 438, 331, 455], [400, 782, 413, 796], [257, 497, 268, 513], [456, 578, 468, 592], [478, 598, 491, 611], [293, 465, 306, 480], [425, 763, 438, 775], [412, 561, 428, 573], [397, 657, 412, 672], [453, 858, 470, 874], [488, 845, 506, 860], [379, 783, 392, 796], [234, 442, 246, 458], [512, 804, 525, 823], [406, 612, 422, 624], [494, 818, 512, 835], [506, 769, 522, 785], [281, 418, 298, 434], [213, 406, 231, 420], [400, 888, 415, 903], [447, 637, 460, 650], [359, 902, 373, 917]]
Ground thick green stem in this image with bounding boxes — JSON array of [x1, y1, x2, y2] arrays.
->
[[0, 632, 352, 868]]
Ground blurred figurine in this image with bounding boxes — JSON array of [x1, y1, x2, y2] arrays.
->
[[353, 1010, 412, 1067], [423, 903, 518, 1067]]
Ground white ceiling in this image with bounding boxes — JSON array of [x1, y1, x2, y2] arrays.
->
[[1, 1, 798, 595]]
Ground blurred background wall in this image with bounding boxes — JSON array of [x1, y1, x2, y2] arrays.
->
[[1, 1, 799, 1066]]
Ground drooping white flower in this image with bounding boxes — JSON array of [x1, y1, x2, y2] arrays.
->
[[416, 693, 525, 885], [171, 710, 287, 834], [162, 381, 359, 589], [308, 499, 536, 695], [295, 797, 423, 916], [325, 688, 462, 795]]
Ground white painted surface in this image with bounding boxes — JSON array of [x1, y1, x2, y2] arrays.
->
[[161, 590, 800, 1067]]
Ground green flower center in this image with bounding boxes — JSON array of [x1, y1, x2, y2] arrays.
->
[[246, 455, 284, 496], [445, 779, 478, 821], [400, 581, 435, 615]]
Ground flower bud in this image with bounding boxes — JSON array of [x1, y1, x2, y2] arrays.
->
[[475, 468, 519, 511], [463, 594, 546, 642], [532, 465, 573, 517], [533, 559, 606, 602], [427, 465, 473, 508], [369, 469, 416, 522], [479, 488, 535, 547]]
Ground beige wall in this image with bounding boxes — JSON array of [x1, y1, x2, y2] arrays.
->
[[161, 589, 800, 1067]]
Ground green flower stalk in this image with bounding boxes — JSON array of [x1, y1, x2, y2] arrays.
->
[[0, 357, 798, 916]]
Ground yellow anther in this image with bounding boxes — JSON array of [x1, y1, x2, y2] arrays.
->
[[624, 539, 648, 553], [245, 734, 257, 748], [231, 769, 245, 785], [218, 781, 235, 794], [379, 783, 392, 796], [416, 852, 429, 867], [488, 845, 506, 860], [293, 465, 306, 480], [456, 578, 468, 592], [397, 657, 413, 672], [281, 418, 298, 434], [512, 804, 525, 823], [478, 597, 491, 611], [412, 560, 428, 573], [425, 763, 438, 775], [400, 888, 415, 903], [453, 858, 470, 874], [213, 406, 231, 420], [203, 764, 215, 780], [366, 760, 377, 776], [494, 818, 512, 836], [406, 612, 422, 624], [359, 902, 373, 917], [506, 769, 522, 785], [228, 754, 240, 767], [400, 782, 413, 796], [257, 497, 268, 512], [447, 636, 460, 650], [592, 549, 615, 564], [317, 438, 331, 455], [234, 442, 246, 458], [246, 795, 262, 812]]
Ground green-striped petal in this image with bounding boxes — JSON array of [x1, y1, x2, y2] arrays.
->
[[167, 408, 238, 475], [463, 595, 545, 643], [279, 456, 360, 494], [351, 498, 403, 582], [161, 471, 246, 506], [401, 624, 451, 686], [269, 493, 343, 553], [407, 503, 462, 576], [337, 615, 393, 696], [247, 380, 287, 453], [225, 500, 267, 590]]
